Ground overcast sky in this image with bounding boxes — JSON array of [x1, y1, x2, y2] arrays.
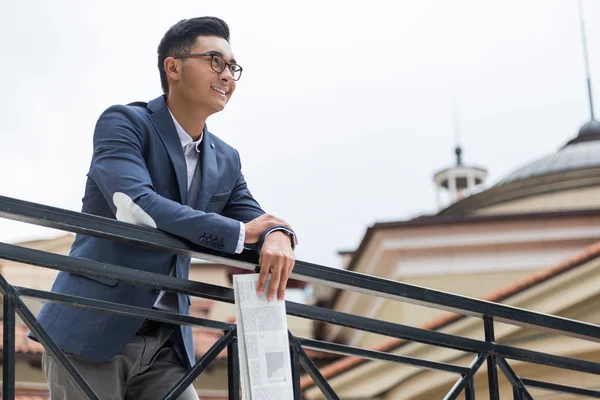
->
[[1, 0, 600, 268]]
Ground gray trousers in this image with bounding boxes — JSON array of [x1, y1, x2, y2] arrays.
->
[[42, 320, 200, 400]]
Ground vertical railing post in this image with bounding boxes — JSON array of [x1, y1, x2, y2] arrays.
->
[[290, 341, 301, 400], [227, 334, 240, 400], [484, 317, 500, 400], [3, 292, 16, 400], [465, 376, 476, 400]]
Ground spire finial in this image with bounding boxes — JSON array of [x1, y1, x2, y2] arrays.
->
[[579, 0, 595, 120]]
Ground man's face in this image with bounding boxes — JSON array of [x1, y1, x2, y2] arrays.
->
[[171, 35, 237, 114]]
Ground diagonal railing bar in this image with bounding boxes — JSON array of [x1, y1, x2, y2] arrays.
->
[[0, 275, 100, 400], [291, 337, 340, 400], [442, 353, 488, 400], [163, 329, 236, 400], [290, 342, 302, 400], [2, 195, 600, 343], [296, 337, 470, 374], [445, 377, 466, 400], [496, 357, 534, 400], [16, 287, 234, 331], [3, 291, 16, 400], [4, 240, 599, 377], [227, 335, 240, 400], [520, 378, 600, 398]]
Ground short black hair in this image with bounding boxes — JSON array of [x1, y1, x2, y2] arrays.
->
[[157, 17, 230, 95]]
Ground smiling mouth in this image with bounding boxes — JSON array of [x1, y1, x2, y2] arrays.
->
[[211, 86, 228, 96]]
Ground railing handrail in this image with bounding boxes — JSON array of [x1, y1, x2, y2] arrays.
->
[[2, 194, 600, 399], [1, 194, 599, 343]]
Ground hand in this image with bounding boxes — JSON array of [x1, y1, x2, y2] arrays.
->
[[257, 231, 295, 301], [244, 214, 293, 244]]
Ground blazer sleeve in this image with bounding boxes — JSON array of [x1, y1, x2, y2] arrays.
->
[[88, 105, 241, 254]]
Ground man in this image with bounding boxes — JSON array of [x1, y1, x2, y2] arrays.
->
[[32, 16, 297, 399]]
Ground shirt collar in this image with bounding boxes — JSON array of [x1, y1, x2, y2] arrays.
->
[[168, 109, 203, 153]]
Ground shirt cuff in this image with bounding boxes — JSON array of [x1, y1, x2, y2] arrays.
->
[[235, 221, 246, 254]]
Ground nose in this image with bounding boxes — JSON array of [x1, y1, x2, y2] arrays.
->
[[220, 68, 234, 82]]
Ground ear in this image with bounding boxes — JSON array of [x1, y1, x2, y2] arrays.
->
[[164, 57, 181, 84]]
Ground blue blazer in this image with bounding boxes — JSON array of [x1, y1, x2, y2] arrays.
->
[[33, 95, 264, 368]]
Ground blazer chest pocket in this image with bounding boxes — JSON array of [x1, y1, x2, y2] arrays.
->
[[210, 191, 231, 203], [206, 191, 231, 213]]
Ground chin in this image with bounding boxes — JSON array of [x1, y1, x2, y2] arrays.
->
[[212, 101, 227, 113]]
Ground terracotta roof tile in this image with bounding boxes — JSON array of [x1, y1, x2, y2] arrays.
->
[[0, 322, 44, 355], [301, 239, 600, 389], [192, 328, 228, 360], [0, 386, 50, 400]]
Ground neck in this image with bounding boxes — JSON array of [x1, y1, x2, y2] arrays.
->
[[166, 93, 208, 141]]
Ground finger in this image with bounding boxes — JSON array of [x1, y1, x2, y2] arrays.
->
[[279, 256, 295, 300], [278, 266, 290, 301], [257, 254, 270, 295], [268, 259, 282, 301], [288, 255, 296, 274]]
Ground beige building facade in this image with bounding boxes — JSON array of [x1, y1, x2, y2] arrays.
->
[[303, 120, 600, 398]]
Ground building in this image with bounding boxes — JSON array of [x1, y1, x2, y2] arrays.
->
[[302, 119, 600, 398]]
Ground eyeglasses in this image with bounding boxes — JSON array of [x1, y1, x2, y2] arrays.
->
[[174, 52, 243, 81]]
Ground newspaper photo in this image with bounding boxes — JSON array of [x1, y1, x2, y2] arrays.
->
[[233, 273, 294, 400]]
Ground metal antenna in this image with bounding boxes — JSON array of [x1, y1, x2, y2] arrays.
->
[[579, 0, 595, 120]]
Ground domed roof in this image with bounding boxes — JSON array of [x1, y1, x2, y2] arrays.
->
[[496, 121, 600, 186], [566, 119, 600, 145]]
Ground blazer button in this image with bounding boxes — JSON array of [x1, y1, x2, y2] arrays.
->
[[219, 243, 224, 250], [207, 239, 212, 246], [199, 237, 206, 243]]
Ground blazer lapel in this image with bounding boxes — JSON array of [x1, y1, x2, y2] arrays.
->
[[197, 129, 218, 211], [147, 96, 188, 205]]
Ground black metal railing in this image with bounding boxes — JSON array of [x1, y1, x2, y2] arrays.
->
[[0, 194, 599, 399]]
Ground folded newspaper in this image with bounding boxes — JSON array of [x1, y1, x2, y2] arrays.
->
[[233, 274, 294, 400]]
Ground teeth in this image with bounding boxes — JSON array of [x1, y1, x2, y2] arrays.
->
[[211, 87, 226, 95]]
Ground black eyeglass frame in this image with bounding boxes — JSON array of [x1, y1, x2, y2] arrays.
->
[[174, 52, 243, 81]]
